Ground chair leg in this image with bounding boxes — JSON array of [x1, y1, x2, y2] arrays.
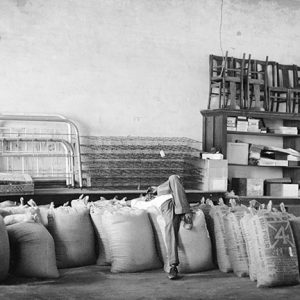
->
[[276, 95, 280, 112], [208, 84, 211, 109], [287, 91, 291, 113], [218, 82, 222, 109]]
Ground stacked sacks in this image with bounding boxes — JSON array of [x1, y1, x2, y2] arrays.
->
[[209, 199, 232, 273], [47, 200, 96, 269], [243, 201, 299, 287], [0, 197, 59, 279], [131, 196, 214, 273], [223, 199, 249, 277], [0, 216, 9, 281]]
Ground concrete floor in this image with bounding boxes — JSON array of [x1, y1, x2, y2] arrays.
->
[[1, 265, 300, 300]]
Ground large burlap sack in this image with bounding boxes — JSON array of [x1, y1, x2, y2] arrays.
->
[[130, 196, 166, 265], [48, 206, 96, 269], [0, 216, 10, 281], [198, 199, 217, 266], [7, 222, 59, 278], [289, 217, 300, 273], [251, 211, 299, 287], [224, 205, 249, 277], [38, 204, 53, 228], [158, 209, 214, 273], [209, 202, 232, 273], [145, 206, 166, 265], [90, 203, 121, 266], [240, 212, 258, 281], [101, 207, 162, 273]]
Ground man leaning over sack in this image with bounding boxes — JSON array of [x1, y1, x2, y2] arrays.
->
[[124, 175, 193, 280]]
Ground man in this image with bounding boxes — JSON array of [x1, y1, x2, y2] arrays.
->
[[126, 175, 193, 280]]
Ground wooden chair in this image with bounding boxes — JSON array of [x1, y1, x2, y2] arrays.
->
[[208, 52, 246, 109], [222, 53, 246, 109], [269, 63, 293, 112], [244, 55, 269, 111]]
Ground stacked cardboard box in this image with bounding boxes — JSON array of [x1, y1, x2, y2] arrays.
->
[[227, 117, 237, 131], [247, 118, 261, 132], [231, 178, 264, 197], [236, 116, 248, 132], [265, 178, 299, 197], [196, 159, 228, 192]]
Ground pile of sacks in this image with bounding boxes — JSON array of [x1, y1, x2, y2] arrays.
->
[[3, 193, 299, 288], [0, 195, 215, 281], [202, 197, 300, 288]]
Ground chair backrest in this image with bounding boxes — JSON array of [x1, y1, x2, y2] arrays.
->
[[246, 56, 269, 83], [293, 64, 300, 88], [209, 51, 228, 78], [267, 61, 277, 87], [275, 63, 295, 88], [225, 53, 246, 78]]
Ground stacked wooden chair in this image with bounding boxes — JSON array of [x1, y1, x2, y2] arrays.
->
[[208, 52, 300, 113], [208, 51, 246, 110], [244, 55, 269, 111]]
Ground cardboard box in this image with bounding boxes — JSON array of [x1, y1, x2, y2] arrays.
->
[[197, 159, 228, 192], [231, 178, 264, 197], [227, 142, 249, 165], [267, 183, 299, 197], [201, 153, 224, 160]]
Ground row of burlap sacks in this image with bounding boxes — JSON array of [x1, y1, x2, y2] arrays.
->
[[203, 198, 300, 288], [0, 195, 215, 282]]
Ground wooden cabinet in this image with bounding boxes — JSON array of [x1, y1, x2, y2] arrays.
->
[[200, 109, 300, 204]]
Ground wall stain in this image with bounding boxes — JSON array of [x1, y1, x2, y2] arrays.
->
[[14, 0, 29, 8]]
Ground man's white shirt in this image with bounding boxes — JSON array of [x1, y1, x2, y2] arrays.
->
[[131, 194, 172, 210]]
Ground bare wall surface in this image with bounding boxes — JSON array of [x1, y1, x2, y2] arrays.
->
[[0, 0, 300, 140]]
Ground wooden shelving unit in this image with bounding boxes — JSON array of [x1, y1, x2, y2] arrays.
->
[[201, 109, 300, 203]]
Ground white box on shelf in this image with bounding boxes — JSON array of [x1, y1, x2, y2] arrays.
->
[[227, 142, 249, 165], [196, 159, 228, 192], [269, 183, 299, 197]]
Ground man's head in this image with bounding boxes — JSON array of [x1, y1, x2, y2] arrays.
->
[[144, 186, 157, 201]]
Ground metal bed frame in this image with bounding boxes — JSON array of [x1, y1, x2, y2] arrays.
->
[[0, 113, 83, 188]]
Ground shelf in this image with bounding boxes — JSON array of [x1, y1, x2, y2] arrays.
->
[[32, 188, 222, 195], [229, 163, 300, 168], [227, 130, 299, 137], [201, 109, 300, 120], [234, 196, 300, 206]]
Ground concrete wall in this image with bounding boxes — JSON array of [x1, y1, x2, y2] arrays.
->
[[0, 0, 300, 141]]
